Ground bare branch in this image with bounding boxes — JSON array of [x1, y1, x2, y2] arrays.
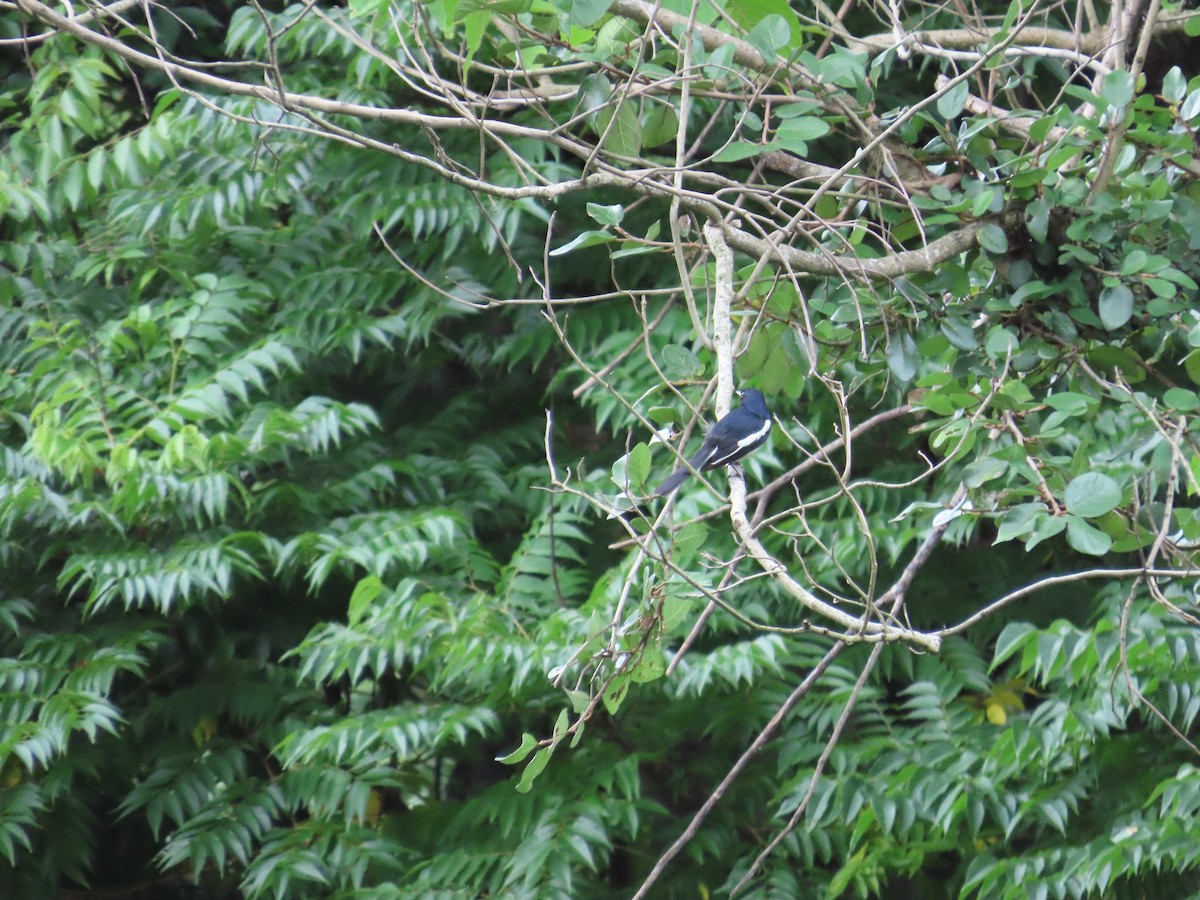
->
[[630, 642, 847, 900], [940, 567, 1200, 637]]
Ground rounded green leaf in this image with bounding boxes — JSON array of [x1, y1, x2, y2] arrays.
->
[[886, 333, 920, 383], [1101, 70, 1135, 108], [641, 104, 679, 148], [777, 116, 830, 142], [977, 223, 1008, 255], [746, 13, 792, 56], [627, 442, 651, 487], [1098, 284, 1133, 330], [994, 502, 1042, 544], [602, 673, 630, 714], [1163, 67, 1187, 103], [1024, 513, 1066, 550], [1065, 516, 1113, 556], [1026, 199, 1049, 242], [672, 520, 708, 564], [1120, 249, 1148, 275], [1185, 350, 1200, 385], [630, 645, 666, 683], [1164, 387, 1200, 411], [940, 318, 977, 350], [660, 343, 702, 379], [597, 103, 642, 158], [937, 79, 969, 119], [586, 202, 624, 226], [1063, 472, 1122, 518], [984, 326, 1018, 359], [714, 140, 776, 162], [570, 0, 612, 27], [962, 457, 1008, 488], [1182, 88, 1200, 122]]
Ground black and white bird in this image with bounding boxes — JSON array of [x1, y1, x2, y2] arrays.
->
[[653, 388, 772, 497]]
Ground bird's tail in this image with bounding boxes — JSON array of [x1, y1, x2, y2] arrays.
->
[[653, 467, 692, 497]]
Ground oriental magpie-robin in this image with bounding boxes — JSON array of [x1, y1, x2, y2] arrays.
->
[[653, 388, 772, 497]]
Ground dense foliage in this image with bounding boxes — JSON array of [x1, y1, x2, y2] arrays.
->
[[2, 0, 1200, 897]]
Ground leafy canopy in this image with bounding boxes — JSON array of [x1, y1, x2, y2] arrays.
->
[[2, 0, 1200, 898]]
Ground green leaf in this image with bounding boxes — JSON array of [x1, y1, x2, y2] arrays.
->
[[642, 103, 679, 148], [937, 79, 969, 119], [62, 163, 85, 210], [596, 102, 642, 158], [777, 116, 830, 142], [630, 645, 666, 683], [454, 0, 532, 16], [1063, 472, 1122, 518], [714, 140, 778, 162], [745, 14, 791, 58], [603, 673, 630, 714], [940, 318, 977, 350], [1026, 199, 1049, 243], [496, 733, 539, 764], [569, 0, 610, 26], [1101, 70, 1135, 108], [586, 203, 623, 226], [971, 189, 997, 218], [886, 333, 920, 383], [661, 344, 703, 380], [1098, 285, 1134, 330], [1182, 89, 1200, 122], [977, 224, 1008, 255], [1024, 513, 1066, 550], [550, 229, 613, 256], [627, 442, 651, 488], [672, 521, 708, 563], [1163, 387, 1200, 411], [552, 707, 570, 739], [962, 457, 1007, 488], [1065, 515, 1113, 556], [347, 575, 384, 626], [994, 503, 1042, 544], [988, 624, 1036, 672], [1163, 67, 1187, 103], [576, 72, 611, 117], [1086, 345, 1146, 382], [596, 15, 638, 54], [727, 0, 801, 48], [984, 326, 1018, 359], [515, 746, 553, 792], [661, 593, 693, 632], [1061, 244, 1100, 266], [1120, 249, 1148, 275], [462, 11, 489, 66], [998, 0, 1022, 33]]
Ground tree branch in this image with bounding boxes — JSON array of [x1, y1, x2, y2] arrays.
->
[[722, 221, 982, 280]]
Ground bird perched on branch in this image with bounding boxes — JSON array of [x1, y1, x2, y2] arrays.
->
[[653, 388, 772, 497]]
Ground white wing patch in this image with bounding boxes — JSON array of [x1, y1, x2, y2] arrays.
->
[[708, 417, 772, 467]]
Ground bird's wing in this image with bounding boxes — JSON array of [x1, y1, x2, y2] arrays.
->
[[704, 417, 771, 468], [686, 435, 723, 470]]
